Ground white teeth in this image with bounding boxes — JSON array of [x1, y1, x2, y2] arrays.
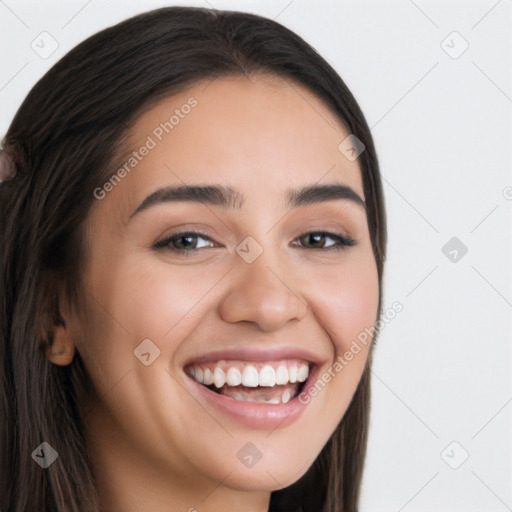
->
[[275, 365, 289, 385], [259, 365, 276, 387], [281, 389, 291, 404], [242, 366, 259, 387], [213, 367, 226, 388], [297, 364, 309, 382], [188, 361, 311, 389], [226, 367, 242, 386], [194, 367, 203, 384], [203, 368, 213, 385]]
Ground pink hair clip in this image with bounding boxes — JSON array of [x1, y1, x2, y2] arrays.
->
[[0, 148, 16, 181]]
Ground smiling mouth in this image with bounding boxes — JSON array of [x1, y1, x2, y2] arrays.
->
[[185, 359, 312, 404]]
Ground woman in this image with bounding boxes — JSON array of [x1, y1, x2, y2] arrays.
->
[[0, 6, 386, 511]]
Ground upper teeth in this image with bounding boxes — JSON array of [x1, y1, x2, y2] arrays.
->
[[187, 360, 310, 388]]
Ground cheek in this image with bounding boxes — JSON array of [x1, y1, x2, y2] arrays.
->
[[76, 255, 223, 388], [309, 251, 379, 352], [114, 260, 228, 339], [302, 249, 379, 416]]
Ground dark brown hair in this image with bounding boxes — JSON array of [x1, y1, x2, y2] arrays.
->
[[0, 6, 386, 511]]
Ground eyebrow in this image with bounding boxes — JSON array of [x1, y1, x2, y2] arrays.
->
[[129, 182, 365, 220]]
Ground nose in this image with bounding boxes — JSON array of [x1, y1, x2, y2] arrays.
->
[[218, 253, 309, 332]]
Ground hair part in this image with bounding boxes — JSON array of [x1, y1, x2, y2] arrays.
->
[[0, 7, 386, 511]]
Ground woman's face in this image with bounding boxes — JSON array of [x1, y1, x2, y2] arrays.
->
[[74, 75, 379, 506]]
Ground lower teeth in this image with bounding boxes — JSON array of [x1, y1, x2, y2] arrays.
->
[[208, 383, 299, 404]]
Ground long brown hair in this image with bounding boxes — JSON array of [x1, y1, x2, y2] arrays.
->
[[0, 7, 386, 511]]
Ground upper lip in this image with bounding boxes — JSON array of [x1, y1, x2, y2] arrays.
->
[[183, 346, 325, 367]]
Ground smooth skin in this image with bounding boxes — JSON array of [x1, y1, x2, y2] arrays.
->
[[48, 74, 379, 512]]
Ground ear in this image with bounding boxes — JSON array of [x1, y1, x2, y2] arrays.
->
[[45, 310, 76, 366]]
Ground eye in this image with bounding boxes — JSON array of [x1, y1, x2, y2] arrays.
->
[[152, 231, 217, 253], [152, 230, 355, 255], [293, 231, 355, 251]]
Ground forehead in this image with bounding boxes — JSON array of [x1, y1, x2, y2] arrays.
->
[[96, 74, 365, 224]]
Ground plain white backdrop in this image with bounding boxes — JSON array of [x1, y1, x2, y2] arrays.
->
[[1, 1, 511, 510]]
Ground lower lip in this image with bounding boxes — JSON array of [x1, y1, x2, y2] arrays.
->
[[185, 366, 318, 430]]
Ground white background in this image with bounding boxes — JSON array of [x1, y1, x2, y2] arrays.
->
[[1, 1, 511, 510]]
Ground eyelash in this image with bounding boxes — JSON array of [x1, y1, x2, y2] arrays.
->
[[152, 230, 356, 254]]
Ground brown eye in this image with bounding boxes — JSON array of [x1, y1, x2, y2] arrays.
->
[[153, 232, 216, 252], [173, 235, 196, 250], [299, 233, 330, 249], [295, 231, 355, 251]]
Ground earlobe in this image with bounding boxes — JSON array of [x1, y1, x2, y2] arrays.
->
[[45, 316, 76, 366]]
